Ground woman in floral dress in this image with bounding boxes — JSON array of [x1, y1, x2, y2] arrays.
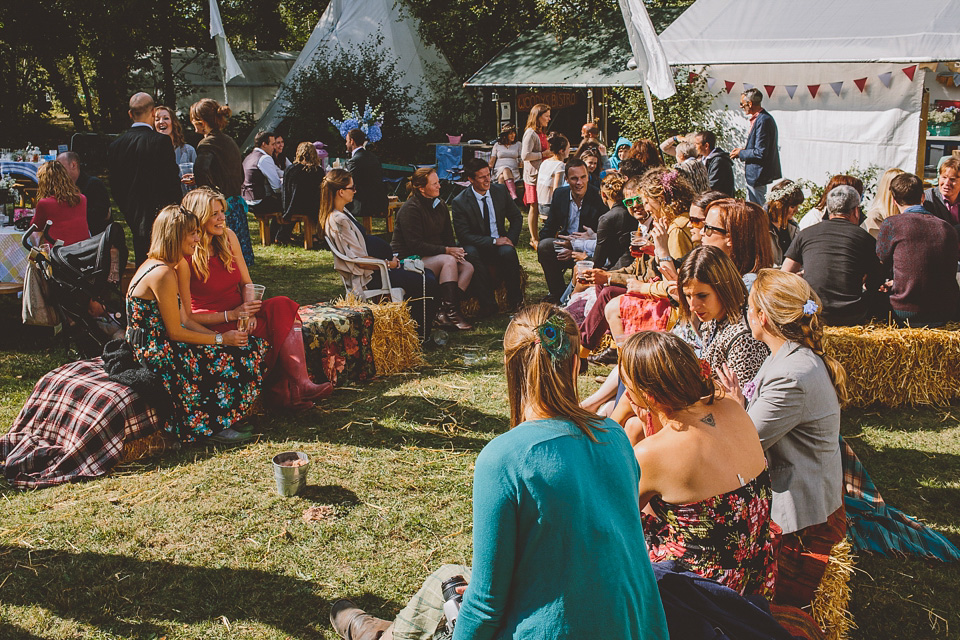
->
[[125, 205, 265, 444], [619, 330, 777, 598]]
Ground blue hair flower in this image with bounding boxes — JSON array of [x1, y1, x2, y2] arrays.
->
[[802, 299, 819, 316]]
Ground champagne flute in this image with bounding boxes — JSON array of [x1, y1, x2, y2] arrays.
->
[[236, 312, 250, 333]]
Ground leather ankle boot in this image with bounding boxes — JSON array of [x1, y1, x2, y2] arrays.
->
[[330, 599, 390, 640]]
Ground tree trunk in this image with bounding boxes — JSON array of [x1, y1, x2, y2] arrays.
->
[[159, 47, 176, 109], [73, 52, 99, 130], [39, 55, 87, 132]]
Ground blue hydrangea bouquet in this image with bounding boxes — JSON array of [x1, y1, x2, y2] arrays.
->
[[329, 101, 384, 143]]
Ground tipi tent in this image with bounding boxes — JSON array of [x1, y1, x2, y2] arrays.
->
[[244, 0, 451, 150], [658, 0, 960, 186]]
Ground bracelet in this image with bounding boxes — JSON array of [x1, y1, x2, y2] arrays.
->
[[224, 310, 229, 323], [658, 256, 674, 263]]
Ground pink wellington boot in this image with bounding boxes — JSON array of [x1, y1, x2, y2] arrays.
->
[[278, 325, 333, 403]]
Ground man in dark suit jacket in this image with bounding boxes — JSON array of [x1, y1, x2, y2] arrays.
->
[[537, 158, 608, 302], [695, 130, 735, 196], [107, 92, 183, 265], [344, 128, 388, 220], [731, 88, 781, 205], [451, 158, 524, 311]]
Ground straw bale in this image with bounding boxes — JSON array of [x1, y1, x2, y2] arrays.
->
[[119, 431, 177, 463], [461, 266, 529, 318], [810, 538, 856, 640], [823, 325, 960, 407], [336, 294, 424, 376]]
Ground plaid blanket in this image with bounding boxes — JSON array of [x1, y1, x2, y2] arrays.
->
[[843, 437, 960, 561], [1, 358, 161, 489]]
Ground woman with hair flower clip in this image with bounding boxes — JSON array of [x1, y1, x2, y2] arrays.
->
[[717, 269, 846, 608]]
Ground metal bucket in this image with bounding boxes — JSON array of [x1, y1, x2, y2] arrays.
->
[[272, 451, 310, 497]]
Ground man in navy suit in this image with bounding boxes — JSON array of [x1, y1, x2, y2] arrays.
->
[[537, 158, 608, 303], [107, 92, 183, 265], [451, 158, 524, 311], [731, 88, 781, 205]]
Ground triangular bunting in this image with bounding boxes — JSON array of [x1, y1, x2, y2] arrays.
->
[[743, 82, 754, 90], [785, 85, 798, 99], [706, 77, 718, 91], [879, 71, 893, 88], [918, 62, 938, 71], [688, 71, 698, 83], [764, 85, 776, 98], [830, 81, 843, 96], [808, 84, 820, 98], [854, 77, 868, 93], [724, 80, 735, 94], [902, 65, 917, 81]]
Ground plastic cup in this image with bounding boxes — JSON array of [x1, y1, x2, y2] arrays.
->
[[272, 451, 310, 497], [244, 283, 266, 301], [178, 162, 194, 177]]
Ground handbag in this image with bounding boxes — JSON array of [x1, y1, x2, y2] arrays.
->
[[21, 258, 59, 326]]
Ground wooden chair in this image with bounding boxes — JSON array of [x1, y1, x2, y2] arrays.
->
[[251, 209, 281, 246], [288, 214, 316, 250]]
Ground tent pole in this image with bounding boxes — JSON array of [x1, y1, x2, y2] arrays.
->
[[642, 84, 665, 163]]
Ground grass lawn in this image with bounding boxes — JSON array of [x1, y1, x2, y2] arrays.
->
[[1, 218, 959, 639]]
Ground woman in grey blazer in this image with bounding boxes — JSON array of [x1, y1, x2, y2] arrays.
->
[[720, 269, 847, 608]]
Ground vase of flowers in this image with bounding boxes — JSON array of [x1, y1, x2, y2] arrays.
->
[[928, 107, 960, 136], [329, 101, 384, 144]]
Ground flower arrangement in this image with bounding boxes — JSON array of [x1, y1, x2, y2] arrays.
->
[[929, 107, 959, 124], [0, 174, 21, 205], [329, 101, 383, 143]]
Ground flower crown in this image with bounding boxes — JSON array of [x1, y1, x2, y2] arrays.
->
[[660, 170, 679, 204], [765, 181, 803, 204]]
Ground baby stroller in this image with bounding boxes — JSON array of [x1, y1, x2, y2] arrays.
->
[[22, 221, 128, 358]]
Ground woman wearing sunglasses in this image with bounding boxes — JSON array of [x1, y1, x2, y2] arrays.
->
[[700, 198, 774, 291]]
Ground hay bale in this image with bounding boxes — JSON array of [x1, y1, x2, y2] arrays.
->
[[810, 538, 856, 640], [461, 266, 529, 318], [336, 294, 424, 376], [823, 325, 960, 407], [119, 431, 177, 463]]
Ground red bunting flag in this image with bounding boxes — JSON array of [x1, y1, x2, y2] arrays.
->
[[689, 71, 698, 83], [764, 85, 776, 98], [854, 77, 868, 92], [902, 65, 918, 81], [808, 84, 820, 98], [724, 80, 736, 94]]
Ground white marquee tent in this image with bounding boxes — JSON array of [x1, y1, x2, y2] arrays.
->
[[244, 0, 451, 150], [658, 0, 960, 186]]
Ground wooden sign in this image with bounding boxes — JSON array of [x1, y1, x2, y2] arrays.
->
[[516, 91, 579, 112]]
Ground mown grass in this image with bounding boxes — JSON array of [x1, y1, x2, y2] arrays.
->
[[1, 218, 959, 639]]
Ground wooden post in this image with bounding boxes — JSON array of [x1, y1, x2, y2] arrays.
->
[[918, 87, 930, 179]]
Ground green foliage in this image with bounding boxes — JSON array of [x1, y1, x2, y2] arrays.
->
[[279, 33, 418, 163], [608, 69, 730, 158], [796, 162, 884, 220], [420, 63, 486, 141], [223, 110, 259, 152]]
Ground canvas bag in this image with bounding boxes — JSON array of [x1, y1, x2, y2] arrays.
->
[[21, 258, 58, 326]]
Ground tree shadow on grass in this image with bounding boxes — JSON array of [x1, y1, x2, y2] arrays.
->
[[0, 544, 380, 639], [298, 484, 360, 506], [844, 404, 960, 434], [0, 622, 46, 640]]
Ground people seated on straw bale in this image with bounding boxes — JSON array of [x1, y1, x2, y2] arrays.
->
[[578, 120, 610, 169], [578, 146, 603, 190], [876, 172, 960, 326], [57, 151, 112, 235], [241, 130, 283, 216], [616, 157, 647, 180], [592, 172, 636, 271], [278, 141, 325, 246], [323, 168, 438, 340], [392, 167, 474, 331], [861, 168, 905, 238], [619, 331, 777, 599], [700, 198, 774, 291], [489, 123, 521, 201], [694, 130, 735, 197], [626, 138, 665, 175], [764, 179, 804, 266], [795, 174, 864, 232], [536, 158, 608, 304], [923, 155, 960, 234], [609, 135, 631, 172], [782, 184, 884, 326], [178, 187, 332, 411], [31, 160, 91, 246], [451, 158, 524, 313], [687, 190, 728, 246], [328, 305, 669, 640], [126, 205, 265, 445], [661, 135, 710, 195], [717, 270, 845, 608]]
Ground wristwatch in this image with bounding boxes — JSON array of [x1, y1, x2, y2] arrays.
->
[[215, 333, 223, 345]]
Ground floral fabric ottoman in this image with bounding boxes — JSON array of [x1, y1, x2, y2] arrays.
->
[[299, 303, 376, 387]]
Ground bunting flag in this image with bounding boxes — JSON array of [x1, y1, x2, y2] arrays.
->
[[808, 84, 821, 98], [879, 71, 893, 88], [918, 62, 939, 71], [724, 80, 736, 94], [902, 65, 918, 81], [764, 85, 776, 98], [706, 77, 718, 91], [689, 71, 698, 83], [743, 82, 754, 90], [830, 81, 844, 96], [785, 85, 798, 99], [700, 66, 922, 101], [854, 77, 868, 93]]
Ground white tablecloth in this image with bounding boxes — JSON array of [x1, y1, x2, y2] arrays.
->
[[0, 226, 29, 283], [0, 161, 43, 183]]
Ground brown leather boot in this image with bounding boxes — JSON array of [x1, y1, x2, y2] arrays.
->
[[329, 599, 391, 640]]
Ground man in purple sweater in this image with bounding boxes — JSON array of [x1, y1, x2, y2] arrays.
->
[[876, 173, 960, 326]]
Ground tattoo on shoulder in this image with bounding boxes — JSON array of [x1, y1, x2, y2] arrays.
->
[[700, 413, 716, 427]]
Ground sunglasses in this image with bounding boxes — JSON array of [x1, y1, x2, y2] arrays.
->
[[688, 217, 705, 228], [623, 196, 644, 208], [702, 223, 728, 237]]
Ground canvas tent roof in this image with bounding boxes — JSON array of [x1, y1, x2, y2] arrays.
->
[[659, 0, 960, 65], [245, 0, 451, 149], [464, 22, 638, 88]]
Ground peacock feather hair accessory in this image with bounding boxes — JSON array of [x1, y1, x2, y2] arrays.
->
[[536, 314, 573, 362]]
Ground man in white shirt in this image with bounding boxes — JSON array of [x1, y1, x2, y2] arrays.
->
[[241, 130, 283, 213]]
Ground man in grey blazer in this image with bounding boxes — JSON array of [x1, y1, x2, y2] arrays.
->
[[452, 158, 524, 311]]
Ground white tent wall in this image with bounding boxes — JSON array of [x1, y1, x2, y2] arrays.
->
[[243, 0, 451, 150], [703, 63, 926, 190]]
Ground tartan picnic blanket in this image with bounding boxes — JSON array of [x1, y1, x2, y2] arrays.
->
[[0, 358, 161, 489], [842, 436, 960, 561]]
